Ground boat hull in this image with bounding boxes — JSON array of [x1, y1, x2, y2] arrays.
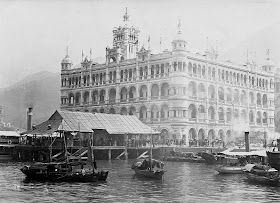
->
[[163, 156, 205, 163], [132, 167, 164, 180], [267, 151, 280, 171], [216, 166, 243, 174], [98, 170, 109, 181], [21, 165, 100, 182], [244, 172, 280, 186]]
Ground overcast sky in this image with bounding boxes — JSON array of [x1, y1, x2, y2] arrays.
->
[[0, 0, 279, 88]]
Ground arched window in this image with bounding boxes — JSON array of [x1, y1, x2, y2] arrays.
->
[[263, 94, 268, 106], [198, 105, 205, 119], [218, 107, 224, 121], [226, 108, 232, 122], [249, 111, 254, 123], [188, 104, 197, 118], [218, 87, 224, 101], [208, 106, 215, 120], [208, 85, 215, 99], [188, 82, 197, 97], [198, 83, 206, 98], [257, 93, 262, 105], [226, 88, 232, 102], [256, 111, 261, 124]]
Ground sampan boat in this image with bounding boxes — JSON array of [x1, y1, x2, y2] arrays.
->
[[20, 161, 103, 182], [243, 164, 280, 186], [132, 159, 164, 180]]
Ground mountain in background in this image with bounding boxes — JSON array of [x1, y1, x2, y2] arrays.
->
[[0, 57, 105, 130], [0, 71, 60, 129]]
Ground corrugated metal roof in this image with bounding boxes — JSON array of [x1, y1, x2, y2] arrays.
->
[[22, 110, 155, 135], [21, 120, 62, 135], [56, 111, 154, 134]]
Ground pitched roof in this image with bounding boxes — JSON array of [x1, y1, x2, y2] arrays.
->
[[23, 110, 155, 135]]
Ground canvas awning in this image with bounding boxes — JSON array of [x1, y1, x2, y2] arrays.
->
[[0, 131, 20, 137], [220, 149, 267, 157]]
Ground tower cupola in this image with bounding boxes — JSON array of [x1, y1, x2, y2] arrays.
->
[[262, 49, 275, 73], [109, 8, 140, 61], [61, 46, 72, 70], [172, 19, 187, 52]]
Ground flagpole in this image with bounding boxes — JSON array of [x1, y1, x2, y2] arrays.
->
[[148, 36, 150, 50], [160, 37, 162, 53], [90, 48, 92, 61]]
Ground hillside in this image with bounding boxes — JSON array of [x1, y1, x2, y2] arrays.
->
[[0, 71, 60, 129]]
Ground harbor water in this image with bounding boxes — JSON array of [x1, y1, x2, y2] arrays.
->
[[1, 160, 280, 203]]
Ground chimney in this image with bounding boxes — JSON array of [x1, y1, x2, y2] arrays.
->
[[27, 107, 33, 131], [245, 131, 250, 152], [263, 131, 267, 148]]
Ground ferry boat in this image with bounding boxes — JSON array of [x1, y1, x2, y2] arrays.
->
[[266, 151, 280, 171], [0, 131, 20, 162]]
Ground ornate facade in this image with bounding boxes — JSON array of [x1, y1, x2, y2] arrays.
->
[[60, 10, 275, 144]]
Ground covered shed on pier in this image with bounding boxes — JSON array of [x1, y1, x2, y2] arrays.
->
[[20, 110, 158, 147]]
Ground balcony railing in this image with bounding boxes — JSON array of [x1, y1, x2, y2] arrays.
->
[[109, 100, 115, 104], [160, 96, 168, 99], [151, 118, 159, 122], [139, 118, 147, 122], [139, 97, 147, 101], [189, 118, 196, 122], [129, 98, 136, 102], [198, 119, 205, 123], [218, 120, 225, 124], [160, 118, 168, 122]]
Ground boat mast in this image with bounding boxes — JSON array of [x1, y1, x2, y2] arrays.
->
[[150, 122, 153, 160]]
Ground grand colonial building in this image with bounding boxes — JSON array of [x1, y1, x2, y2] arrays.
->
[[60, 10, 276, 144]]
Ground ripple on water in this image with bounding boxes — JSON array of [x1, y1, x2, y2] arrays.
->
[[1, 161, 280, 202]]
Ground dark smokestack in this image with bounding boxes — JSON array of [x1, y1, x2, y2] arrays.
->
[[27, 107, 33, 131], [277, 139, 280, 151], [263, 131, 267, 148], [245, 131, 250, 152]]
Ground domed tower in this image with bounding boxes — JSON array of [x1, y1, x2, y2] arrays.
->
[[172, 19, 187, 52], [107, 8, 140, 63], [61, 47, 72, 71], [262, 49, 275, 73]]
